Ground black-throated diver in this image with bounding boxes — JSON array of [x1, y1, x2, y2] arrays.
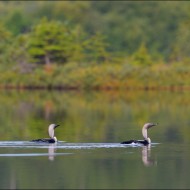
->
[[121, 123, 157, 145], [31, 124, 60, 143]]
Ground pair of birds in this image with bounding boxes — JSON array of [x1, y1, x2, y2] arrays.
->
[[32, 122, 157, 145]]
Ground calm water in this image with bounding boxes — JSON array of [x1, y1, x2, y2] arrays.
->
[[0, 90, 190, 189]]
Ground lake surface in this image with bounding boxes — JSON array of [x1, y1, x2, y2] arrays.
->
[[0, 90, 190, 189]]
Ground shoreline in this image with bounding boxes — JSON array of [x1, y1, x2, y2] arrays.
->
[[1, 84, 190, 91]]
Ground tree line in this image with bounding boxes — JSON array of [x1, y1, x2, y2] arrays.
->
[[0, 1, 190, 89], [0, 2, 190, 63]]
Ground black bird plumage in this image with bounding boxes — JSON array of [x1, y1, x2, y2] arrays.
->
[[31, 124, 60, 143], [121, 123, 157, 145]]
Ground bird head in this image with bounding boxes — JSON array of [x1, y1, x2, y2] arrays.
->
[[142, 123, 157, 139], [144, 123, 157, 129]]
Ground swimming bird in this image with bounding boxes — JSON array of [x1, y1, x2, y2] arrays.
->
[[31, 124, 60, 143], [121, 123, 157, 145]]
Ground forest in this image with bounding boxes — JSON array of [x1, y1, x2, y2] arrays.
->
[[0, 1, 190, 90]]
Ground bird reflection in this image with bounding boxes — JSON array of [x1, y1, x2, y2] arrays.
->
[[48, 143, 57, 161], [141, 144, 157, 167]]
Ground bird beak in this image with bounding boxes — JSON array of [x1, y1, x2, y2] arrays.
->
[[55, 124, 60, 128]]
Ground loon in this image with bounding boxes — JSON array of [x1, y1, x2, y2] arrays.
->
[[121, 123, 157, 145], [31, 124, 60, 143]]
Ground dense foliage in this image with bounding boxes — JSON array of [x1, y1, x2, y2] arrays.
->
[[0, 1, 190, 89]]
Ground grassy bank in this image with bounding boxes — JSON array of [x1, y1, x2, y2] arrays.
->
[[1, 61, 190, 91]]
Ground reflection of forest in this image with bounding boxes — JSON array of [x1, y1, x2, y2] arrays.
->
[[0, 90, 189, 144]]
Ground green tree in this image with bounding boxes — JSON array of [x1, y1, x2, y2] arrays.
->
[[172, 20, 190, 62], [28, 18, 74, 65], [5, 34, 36, 73], [5, 10, 29, 35], [83, 32, 109, 63], [131, 43, 152, 66], [0, 23, 12, 64]]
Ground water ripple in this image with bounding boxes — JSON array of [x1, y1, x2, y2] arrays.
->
[[0, 141, 159, 149]]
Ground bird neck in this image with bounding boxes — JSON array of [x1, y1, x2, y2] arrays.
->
[[53, 137, 57, 142], [142, 127, 148, 139], [146, 137, 151, 144]]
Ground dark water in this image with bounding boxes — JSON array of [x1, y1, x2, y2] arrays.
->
[[0, 90, 190, 189]]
